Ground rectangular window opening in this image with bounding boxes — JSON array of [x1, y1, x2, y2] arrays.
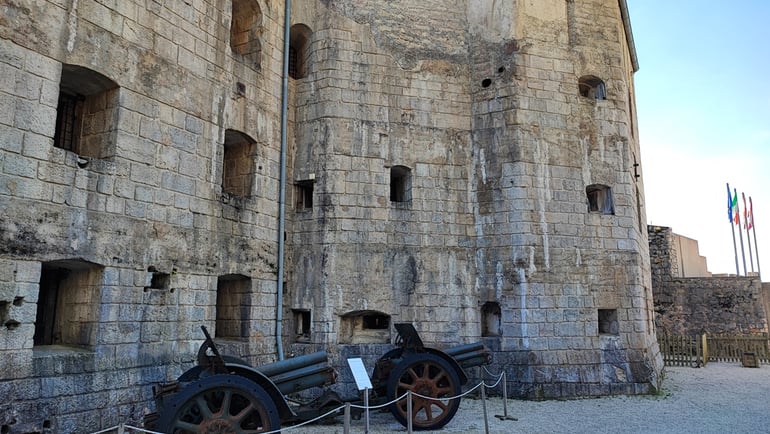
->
[[390, 166, 411, 204], [587, 184, 614, 215], [598, 309, 619, 335], [216, 275, 251, 340], [293, 309, 311, 342], [339, 311, 391, 344], [55, 65, 119, 160], [481, 301, 502, 337], [149, 272, 170, 290], [296, 180, 314, 210], [363, 314, 389, 330], [222, 130, 256, 198], [34, 260, 102, 347]]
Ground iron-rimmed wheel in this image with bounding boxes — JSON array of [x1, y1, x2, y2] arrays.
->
[[386, 353, 462, 430], [155, 374, 281, 434]]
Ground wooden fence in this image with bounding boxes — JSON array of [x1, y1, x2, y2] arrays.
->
[[657, 333, 708, 367], [707, 334, 770, 364], [657, 333, 770, 367]]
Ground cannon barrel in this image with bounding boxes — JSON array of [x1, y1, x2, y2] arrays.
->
[[443, 342, 493, 369], [149, 324, 491, 432], [444, 342, 485, 356], [262, 361, 337, 395], [232, 351, 337, 395], [148, 331, 338, 432], [256, 351, 329, 377]]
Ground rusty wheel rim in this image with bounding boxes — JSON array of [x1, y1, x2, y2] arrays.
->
[[394, 359, 457, 427], [168, 386, 273, 434]]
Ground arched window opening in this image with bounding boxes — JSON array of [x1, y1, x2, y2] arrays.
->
[[586, 184, 614, 215], [578, 75, 606, 100], [223, 129, 257, 198], [230, 0, 262, 67], [54, 65, 119, 159], [289, 24, 312, 79]]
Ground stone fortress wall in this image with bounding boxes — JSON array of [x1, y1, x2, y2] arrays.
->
[[649, 226, 767, 335], [0, 0, 662, 432]]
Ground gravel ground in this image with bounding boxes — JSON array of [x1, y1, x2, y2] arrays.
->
[[284, 362, 770, 434]]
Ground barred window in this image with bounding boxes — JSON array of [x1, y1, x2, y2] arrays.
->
[[53, 93, 82, 152], [289, 24, 312, 79], [296, 180, 314, 210], [54, 65, 119, 159]]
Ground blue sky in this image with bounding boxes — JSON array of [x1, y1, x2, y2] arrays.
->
[[628, 1, 770, 278]]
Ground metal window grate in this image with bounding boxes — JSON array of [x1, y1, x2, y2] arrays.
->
[[296, 180, 314, 209], [288, 46, 298, 79], [54, 94, 79, 151]]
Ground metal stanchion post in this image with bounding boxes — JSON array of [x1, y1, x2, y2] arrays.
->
[[407, 391, 413, 434], [495, 371, 518, 421], [481, 382, 490, 434], [344, 402, 351, 434], [503, 371, 509, 416], [364, 387, 370, 434], [117, 424, 125, 434]]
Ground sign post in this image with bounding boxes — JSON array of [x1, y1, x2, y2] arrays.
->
[[347, 358, 374, 434]]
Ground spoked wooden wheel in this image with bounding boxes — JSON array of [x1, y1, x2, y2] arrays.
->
[[155, 374, 280, 434], [386, 353, 462, 430]]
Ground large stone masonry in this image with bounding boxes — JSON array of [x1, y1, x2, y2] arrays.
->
[[649, 225, 767, 335], [1, 0, 286, 431], [1, 0, 661, 432], [284, 0, 661, 400]]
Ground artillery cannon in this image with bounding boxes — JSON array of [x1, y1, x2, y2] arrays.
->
[[146, 323, 492, 432]]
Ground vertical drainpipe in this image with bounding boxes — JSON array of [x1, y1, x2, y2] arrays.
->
[[276, 0, 291, 361]]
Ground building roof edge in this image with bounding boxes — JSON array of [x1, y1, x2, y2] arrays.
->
[[618, 0, 639, 72]]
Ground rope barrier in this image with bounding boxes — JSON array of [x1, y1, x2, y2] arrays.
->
[[349, 391, 409, 410], [90, 370, 514, 434], [259, 404, 347, 434], [483, 371, 505, 388], [88, 425, 163, 434], [409, 379, 483, 401], [483, 365, 505, 378]]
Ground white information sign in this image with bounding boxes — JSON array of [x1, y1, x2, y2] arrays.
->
[[347, 358, 373, 390]]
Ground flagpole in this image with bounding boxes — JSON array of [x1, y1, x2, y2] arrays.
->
[[750, 196, 761, 280], [743, 192, 755, 274], [728, 183, 740, 276], [735, 188, 747, 275]]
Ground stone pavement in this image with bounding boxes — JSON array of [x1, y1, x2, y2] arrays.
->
[[283, 362, 770, 434]]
